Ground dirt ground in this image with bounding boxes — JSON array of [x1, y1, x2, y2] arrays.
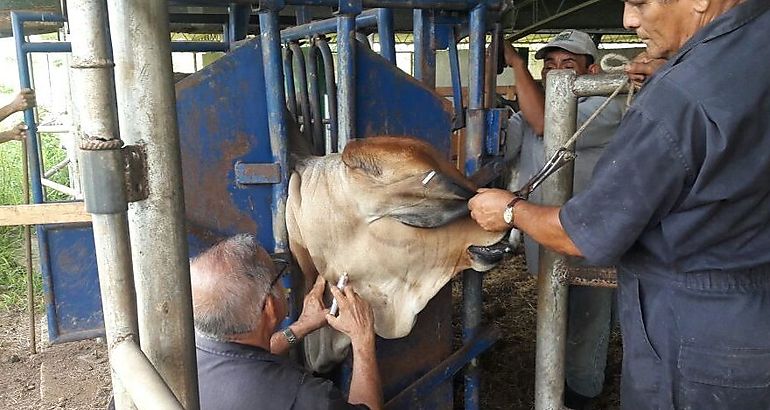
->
[[0, 309, 111, 409], [0, 254, 620, 410]]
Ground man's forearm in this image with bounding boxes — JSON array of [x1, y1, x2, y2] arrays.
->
[[0, 104, 15, 123], [515, 201, 581, 257], [269, 320, 316, 355], [348, 338, 383, 410], [511, 64, 546, 135]]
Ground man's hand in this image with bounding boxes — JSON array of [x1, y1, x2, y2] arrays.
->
[[326, 285, 375, 349], [0, 123, 28, 144], [11, 89, 36, 113], [296, 275, 329, 331], [502, 41, 525, 70], [468, 188, 517, 232], [625, 52, 666, 90]]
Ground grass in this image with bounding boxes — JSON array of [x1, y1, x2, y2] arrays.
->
[[0, 132, 70, 310]]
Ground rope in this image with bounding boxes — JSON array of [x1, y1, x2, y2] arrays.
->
[[562, 78, 627, 150]]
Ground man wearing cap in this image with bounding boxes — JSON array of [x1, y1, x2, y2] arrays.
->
[[501, 29, 623, 409], [471, 0, 770, 407]]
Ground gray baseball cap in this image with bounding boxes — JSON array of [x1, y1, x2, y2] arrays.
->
[[534, 30, 599, 61]]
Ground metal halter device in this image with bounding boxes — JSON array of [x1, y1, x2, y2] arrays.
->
[[513, 147, 576, 200]]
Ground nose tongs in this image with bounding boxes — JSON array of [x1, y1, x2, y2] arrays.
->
[[513, 147, 576, 200]]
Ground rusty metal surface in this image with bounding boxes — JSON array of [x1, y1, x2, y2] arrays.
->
[[40, 223, 105, 343], [568, 265, 617, 288], [122, 144, 149, 202], [234, 162, 281, 185], [355, 42, 453, 155], [176, 38, 275, 253]]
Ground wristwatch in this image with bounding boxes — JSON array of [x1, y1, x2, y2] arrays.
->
[[282, 327, 298, 346], [503, 197, 523, 226]]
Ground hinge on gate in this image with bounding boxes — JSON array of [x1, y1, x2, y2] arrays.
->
[[122, 145, 149, 203]]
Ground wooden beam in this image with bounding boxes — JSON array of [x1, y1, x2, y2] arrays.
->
[[0, 202, 91, 226]]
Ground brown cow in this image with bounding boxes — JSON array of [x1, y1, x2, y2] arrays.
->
[[286, 136, 510, 372]]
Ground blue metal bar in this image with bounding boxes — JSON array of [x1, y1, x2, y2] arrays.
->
[[384, 326, 500, 409], [336, 13, 356, 149], [307, 46, 325, 154], [258, 9, 297, 323], [316, 38, 338, 153], [294, 5, 312, 24], [462, 4, 487, 410], [280, 8, 378, 43], [11, 12, 45, 204], [376, 8, 396, 64], [289, 42, 313, 145], [281, 0, 498, 10], [283, 48, 298, 120], [413, 9, 435, 87], [448, 29, 465, 130], [21, 41, 228, 54], [228, 3, 251, 43]]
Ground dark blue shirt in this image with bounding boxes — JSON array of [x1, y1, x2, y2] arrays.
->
[[196, 334, 367, 410], [560, 0, 770, 274]]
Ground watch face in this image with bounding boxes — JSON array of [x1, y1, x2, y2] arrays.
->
[[503, 207, 513, 224]]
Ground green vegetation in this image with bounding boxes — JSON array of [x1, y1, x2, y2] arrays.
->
[[0, 133, 69, 310]]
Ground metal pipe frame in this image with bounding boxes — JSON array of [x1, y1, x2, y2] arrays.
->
[[336, 13, 357, 149], [106, 0, 199, 407], [316, 38, 339, 153], [447, 27, 465, 130], [281, 0, 500, 10], [283, 48, 299, 119], [534, 70, 628, 409], [413, 8, 436, 87], [258, 9, 297, 323], [110, 341, 185, 410], [306, 45, 325, 154], [535, 69, 576, 410], [384, 326, 500, 409], [461, 4, 486, 410], [376, 8, 396, 64], [289, 42, 313, 144], [280, 8, 378, 42], [66, 1, 141, 408]]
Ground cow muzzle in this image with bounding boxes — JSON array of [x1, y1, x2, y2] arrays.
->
[[467, 240, 514, 271]]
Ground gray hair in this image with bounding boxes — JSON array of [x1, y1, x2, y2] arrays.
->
[[189, 234, 282, 339]]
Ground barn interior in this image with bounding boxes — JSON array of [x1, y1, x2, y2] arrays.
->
[[0, 0, 639, 409]]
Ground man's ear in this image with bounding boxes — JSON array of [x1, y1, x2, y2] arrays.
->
[[263, 294, 282, 330], [587, 63, 601, 75]]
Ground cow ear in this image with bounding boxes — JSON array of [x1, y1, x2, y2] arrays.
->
[[386, 171, 476, 227], [388, 200, 470, 228], [342, 140, 383, 177]]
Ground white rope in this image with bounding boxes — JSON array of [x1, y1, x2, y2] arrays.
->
[[600, 52, 630, 73], [563, 79, 627, 150]]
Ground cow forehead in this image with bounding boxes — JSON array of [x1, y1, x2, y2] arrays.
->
[[342, 136, 460, 178]]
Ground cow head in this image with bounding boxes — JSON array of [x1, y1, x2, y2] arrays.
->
[[287, 136, 510, 372]]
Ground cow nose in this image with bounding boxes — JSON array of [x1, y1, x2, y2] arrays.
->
[[467, 240, 514, 266]]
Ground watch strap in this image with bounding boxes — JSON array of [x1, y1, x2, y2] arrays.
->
[[282, 327, 298, 346]]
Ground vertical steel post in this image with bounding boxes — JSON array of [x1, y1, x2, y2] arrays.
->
[[376, 8, 396, 64], [462, 4, 486, 410], [535, 69, 576, 410], [447, 29, 465, 130], [106, 0, 199, 407], [67, 1, 141, 408], [413, 9, 435, 87], [258, 7, 296, 321], [336, 12, 356, 149]]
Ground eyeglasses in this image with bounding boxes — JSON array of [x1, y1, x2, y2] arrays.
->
[[259, 255, 290, 312]]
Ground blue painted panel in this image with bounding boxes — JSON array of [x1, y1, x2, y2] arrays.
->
[[176, 38, 276, 255], [40, 223, 104, 343], [355, 42, 453, 155]]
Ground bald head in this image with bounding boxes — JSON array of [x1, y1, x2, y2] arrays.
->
[[190, 234, 281, 339]]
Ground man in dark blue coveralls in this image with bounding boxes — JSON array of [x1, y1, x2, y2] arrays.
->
[[468, 0, 770, 408]]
